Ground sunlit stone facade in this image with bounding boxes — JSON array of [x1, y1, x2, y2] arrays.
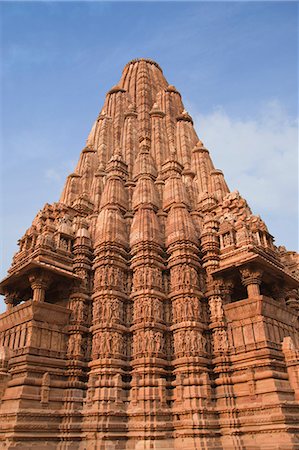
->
[[0, 59, 298, 450]]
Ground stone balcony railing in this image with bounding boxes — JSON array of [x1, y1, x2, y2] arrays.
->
[[0, 300, 71, 359], [225, 295, 299, 355]]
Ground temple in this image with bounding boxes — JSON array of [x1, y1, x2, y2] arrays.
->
[[0, 58, 298, 450]]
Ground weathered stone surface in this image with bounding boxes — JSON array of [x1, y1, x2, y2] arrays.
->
[[0, 58, 298, 449]]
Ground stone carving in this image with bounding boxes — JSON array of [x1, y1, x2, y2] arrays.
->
[[132, 267, 162, 291], [133, 298, 163, 322], [92, 331, 124, 358], [240, 267, 263, 286], [0, 58, 298, 450], [235, 224, 250, 246], [93, 298, 123, 323], [70, 299, 87, 323], [170, 264, 198, 290], [222, 232, 233, 247], [174, 329, 207, 355], [172, 297, 200, 322], [240, 266, 263, 298], [133, 330, 164, 356], [0, 346, 11, 372], [95, 266, 126, 292], [208, 296, 223, 321], [212, 329, 229, 353], [41, 372, 50, 404], [86, 374, 96, 405], [67, 333, 84, 358]]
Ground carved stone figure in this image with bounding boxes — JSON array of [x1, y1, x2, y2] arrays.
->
[[213, 329, 229, 353], [209, 296, 223, 321]]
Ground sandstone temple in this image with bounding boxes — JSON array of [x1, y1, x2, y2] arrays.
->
[[0, 59, 298, 450]]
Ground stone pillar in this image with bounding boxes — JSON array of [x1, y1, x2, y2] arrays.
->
[[282, 337, 299, 401], [81, 153, 130, 448], [0, 346, 11, 401], [57, 220, 92, 448], [4, 297, 14, 311], [191, 141, 214, 194], [149, 103, 166, 171], [129, 205, 168, 431], [207, 286, 228, 356], [29, 271, 51, 302], [4, 292, 19, 311], [165, 202, 213, 444], [207, 281, 243, 449], [200, 214, 220, 280], [286, 289, 299, 313], [240, 266, 263, 298]]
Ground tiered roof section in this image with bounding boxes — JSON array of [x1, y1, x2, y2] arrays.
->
[[1, 58, 297, 302]]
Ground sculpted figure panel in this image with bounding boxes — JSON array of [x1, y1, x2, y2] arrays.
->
[[132, 267, 162, 291], [174, 329, 207, 356], [95, 266, 126, 292], [93, 298, 123, 323], [172, 297, 200, 323], [208, 296, 223, 321], [67, 333, 84, 358], [170, 264, 199, 291], [212, 329, 229, 353], [92, 331, 125, 358], [70, 299, 87, 323], [40, 372, 50, 404], [235, 223, 251, 247], [222, 232, 234, 247], [133, 298, 163, 322], [163, 272, 170, 294], [132, 330, 164, 356]]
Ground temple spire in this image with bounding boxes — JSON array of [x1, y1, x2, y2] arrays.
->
[[1, 58, 298, 450]]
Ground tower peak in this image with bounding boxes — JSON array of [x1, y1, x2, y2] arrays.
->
[[124, 58, 163, 72]]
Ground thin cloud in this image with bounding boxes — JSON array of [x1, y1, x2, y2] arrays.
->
[[45, 159, 77, 183]]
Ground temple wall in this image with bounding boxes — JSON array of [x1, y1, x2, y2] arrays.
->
[[0, 301, 69, 357], [226, 296, 299, 354], [216, 296, 299, 449], [1, 59, 298, 450], [0, 302, 71, 449]]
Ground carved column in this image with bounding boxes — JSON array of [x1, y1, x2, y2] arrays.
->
[[207, 278, 242, 448], [4, 292, 20, 311], [200, 209, 242, 447], [207, 282, 228, 356], [82, 154, 129, 446], [29, 271, 51, 302], [130, 223, 167, 415], [166, 204, 214, 442], [286, 290, 299, 314], [58, 220, 93, 448], [240, 266, 263, 298], [128, 144, 169, 436], [150, 103, 167, 171], [161, 150, 213, 443]]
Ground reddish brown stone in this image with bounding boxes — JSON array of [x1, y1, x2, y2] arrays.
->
[[0, 58, 298, 449]]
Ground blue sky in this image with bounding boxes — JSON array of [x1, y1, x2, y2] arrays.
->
[[0, 2, 298, 306]]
